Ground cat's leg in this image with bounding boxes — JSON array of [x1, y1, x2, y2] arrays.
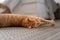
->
[[0, 22, 10, 28], [40, 18, 55, 26]]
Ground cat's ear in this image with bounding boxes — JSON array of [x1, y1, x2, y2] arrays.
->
[[28, 18, 32, 22]]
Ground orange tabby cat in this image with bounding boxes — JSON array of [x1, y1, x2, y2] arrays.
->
[[0, 4, 11, 13], [0, 14, 55, 28]]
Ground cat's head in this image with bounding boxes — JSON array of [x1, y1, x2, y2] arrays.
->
[[22, 16, 41, 28]]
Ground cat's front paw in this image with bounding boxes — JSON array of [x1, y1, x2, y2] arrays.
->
[[28, 26, 32, 28], [50, 23, 55, 26], [49, 20, 55, 26]]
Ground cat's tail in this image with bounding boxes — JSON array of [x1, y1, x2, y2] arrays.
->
[[0, 4, 11, 13]]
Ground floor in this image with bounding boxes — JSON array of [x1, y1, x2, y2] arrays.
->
[[0, 20, 60, 40]]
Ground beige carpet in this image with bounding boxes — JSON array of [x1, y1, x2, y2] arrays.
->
[[0, 20, 60, 40]]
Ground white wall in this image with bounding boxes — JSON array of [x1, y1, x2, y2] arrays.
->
[[13, 0, 49, 19], [13, 0, 38, 16], [6, 0, 20, 12], [37, 0, 49, 18]]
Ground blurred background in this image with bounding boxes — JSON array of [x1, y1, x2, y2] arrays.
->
[[0, 0, 60, 19]]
